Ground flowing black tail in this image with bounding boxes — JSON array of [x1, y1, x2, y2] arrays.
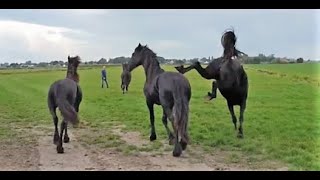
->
[[172, 81, 190, 144], [56, 98, 79, 126]]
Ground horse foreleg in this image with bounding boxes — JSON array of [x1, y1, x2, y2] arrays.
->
[[56, 121, 66, 153], [238, 101, 246, 138], [227, 102, 237, 130], [147, 101, 156, 141], [207, 81, 218, 100]]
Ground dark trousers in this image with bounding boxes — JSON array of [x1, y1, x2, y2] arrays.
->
[[102, 77, 109, 88]]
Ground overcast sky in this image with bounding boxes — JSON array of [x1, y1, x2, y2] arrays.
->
[[0, 9, 318, 63]]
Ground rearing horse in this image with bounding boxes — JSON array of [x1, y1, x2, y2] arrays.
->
[[175, 30, 248, 138], [47, 56, 82, 153], [127, 43, 191, 157]]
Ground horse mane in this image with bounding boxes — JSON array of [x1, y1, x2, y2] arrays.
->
[[141, 45, 160, 67], [221, 28, 239, 60], [66, 55, 81, 82]]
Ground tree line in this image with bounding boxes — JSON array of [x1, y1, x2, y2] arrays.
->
[[0, 54, 313, 69]]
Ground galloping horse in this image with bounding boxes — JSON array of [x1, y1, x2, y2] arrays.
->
[[47, 56, 82, 153]]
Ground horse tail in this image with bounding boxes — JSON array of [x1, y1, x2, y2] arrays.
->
[[172, 79, 190, 144], [56, 96, 79, 126]]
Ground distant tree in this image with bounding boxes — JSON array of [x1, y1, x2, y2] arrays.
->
[[9, 63, 19, 68], [297, 57, 304, 63], [98, 58, 107, 64], [176, 60, 184, 65], [25, 60, 32, 65], [37, 62, 48, 67], [156, 56, 166, 64], [200, 57, 208, 63], [189, 58, 199, 64], [50, 61, 59, 65]]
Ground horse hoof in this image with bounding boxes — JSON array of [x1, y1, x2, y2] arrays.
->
[[64, 136, 70, 143], [173, 148, 182, 157], [173, 151, 181, 157], [150, 134, 157, 141], [237, 133, 244, 139], [173, 143, 182, 157], [57, 146, 64, 154], [180, 141, 187, 151]]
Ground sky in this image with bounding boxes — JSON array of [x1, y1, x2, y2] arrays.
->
[[0, 9, 319, 63]]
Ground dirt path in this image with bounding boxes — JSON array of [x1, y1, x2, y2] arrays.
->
[[37, 132, 98, 171], [0, 125, 288, 171]]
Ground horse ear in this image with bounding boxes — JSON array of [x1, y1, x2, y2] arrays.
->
[[138, 43, 142, 47]]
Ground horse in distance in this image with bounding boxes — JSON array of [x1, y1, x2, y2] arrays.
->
[[175, 30, 248, 138], [47, 55, 83, 153], [127, 43, 192, 157], [121, 63, 131, 94]]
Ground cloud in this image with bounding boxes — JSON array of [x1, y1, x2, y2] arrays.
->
[[0, 9, 319, 62], [0, 20, 90, 62]]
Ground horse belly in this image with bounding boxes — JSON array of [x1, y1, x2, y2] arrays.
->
[[219, 89, 243, 105]]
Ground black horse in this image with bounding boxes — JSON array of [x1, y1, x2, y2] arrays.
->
[[47, 56, 83, 153], [121, 63, 131, 94], [175, 30, 248, 138], [127, 43, 191, 157]]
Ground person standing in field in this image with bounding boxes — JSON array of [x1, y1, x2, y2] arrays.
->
[[101, 66, 109, 88]]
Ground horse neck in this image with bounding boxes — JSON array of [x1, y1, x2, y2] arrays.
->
[[142, 55, 164, 84], [66, 66, 79, 82]]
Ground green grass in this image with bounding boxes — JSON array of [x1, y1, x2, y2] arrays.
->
[[0, 64, 319, 170], [246, 63, 320, 76]]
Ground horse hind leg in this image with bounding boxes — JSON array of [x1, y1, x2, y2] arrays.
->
[[49, 105, 59, 145], [63, 121, 70, 143], [179, 122, 188, 151], [121, 84, 125, 94], [171, 120, 182, 157], [161, 107, 175, 145], [57, 121, 66, 153], [237, 101, 246, 138], [227, 102, 237, 130]]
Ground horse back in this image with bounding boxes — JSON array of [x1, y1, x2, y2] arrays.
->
[[50, 78, 78, 103]]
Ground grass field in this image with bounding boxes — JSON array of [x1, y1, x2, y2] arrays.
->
[[0, 63, 319, 170]]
